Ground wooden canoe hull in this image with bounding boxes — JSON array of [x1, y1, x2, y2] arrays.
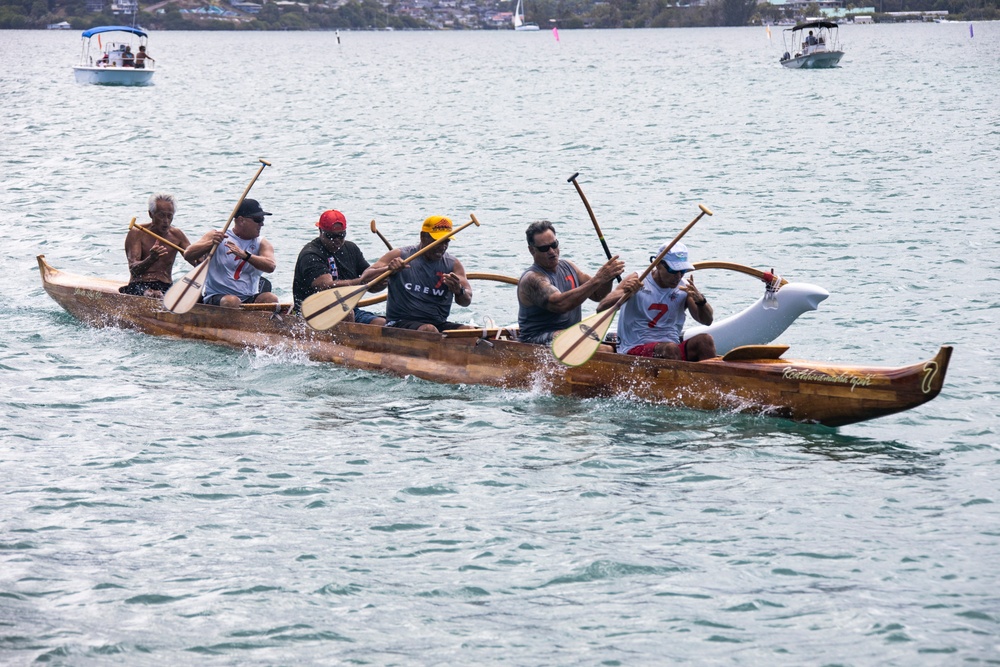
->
[[37, 256, 951, 427]]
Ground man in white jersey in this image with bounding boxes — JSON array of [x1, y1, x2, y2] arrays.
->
[[597, 242, 716, 361], [183, 199, 278, 309]]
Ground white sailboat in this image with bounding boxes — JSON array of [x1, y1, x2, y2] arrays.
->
[[512, 0, 540, 30]]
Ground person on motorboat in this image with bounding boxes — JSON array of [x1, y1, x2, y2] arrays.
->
[[120, 193, 193, 298], [122, 46, 134, 67], [134, 45, 153, 69], [184, 199, 278, 308], [806, 30, 818, 46], [361, 215, 473, 333], [597, 242, 716, 361], [291, 209, 385, 325], [516, 220, 624, 345]]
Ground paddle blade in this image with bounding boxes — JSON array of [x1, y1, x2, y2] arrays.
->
[[301, 286, 367, 330], [163, 262, 209, 314], [551, 309, 617, 367]]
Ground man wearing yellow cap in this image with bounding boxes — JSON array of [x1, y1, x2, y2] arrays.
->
[[291, 209, 386, 325], [361, 215, 473, 333]]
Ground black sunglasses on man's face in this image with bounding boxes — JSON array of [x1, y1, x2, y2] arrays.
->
[[323, 231, 347, 241], [650, 257, 685, 275]]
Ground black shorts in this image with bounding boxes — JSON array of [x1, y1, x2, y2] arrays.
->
[[119, 280, 172, 296], [386, 319, 465, 332], [204, 292, 261, 306]]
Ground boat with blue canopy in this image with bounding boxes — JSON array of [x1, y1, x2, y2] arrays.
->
[[73, 25, 155, 86], [779, 21, 844, 69]]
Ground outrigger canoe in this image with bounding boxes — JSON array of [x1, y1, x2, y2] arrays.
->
[[37, 255, 951, 427]]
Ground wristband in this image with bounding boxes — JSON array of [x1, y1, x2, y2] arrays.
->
[[696, 297, 707, 306]]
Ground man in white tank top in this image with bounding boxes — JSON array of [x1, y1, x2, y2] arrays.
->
[[183, 199, 278, 308], [597, 242, 716, 361]]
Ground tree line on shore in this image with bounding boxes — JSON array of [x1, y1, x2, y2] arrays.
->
[[2, 0, 996, 30]]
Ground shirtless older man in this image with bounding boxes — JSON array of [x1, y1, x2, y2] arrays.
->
[[119, 193, 192, 298]]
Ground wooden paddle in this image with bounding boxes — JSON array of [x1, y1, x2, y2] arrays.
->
[[129, 218, 184, 253], [162, 158, 271, 314], [302, 214, 481, 331], [370, 219, 392, 250], [568, 172, 620, 283], [551, 204, 713, 367]]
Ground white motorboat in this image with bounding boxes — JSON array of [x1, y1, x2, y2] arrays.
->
[[779, 21, 844, 69], [512, 0, 539, 30], [73, 26, 155, 86]]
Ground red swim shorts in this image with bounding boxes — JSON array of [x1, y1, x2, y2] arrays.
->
[[625, 340, 687, 361]]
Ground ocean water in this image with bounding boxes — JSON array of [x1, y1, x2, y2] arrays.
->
[[1, 24, 999, 665]]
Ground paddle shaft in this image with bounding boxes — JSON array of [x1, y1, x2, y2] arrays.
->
[[203, 158, 272, 265], [370, 219, 392, 250], [303, 214, 481, 328], [163, 158, 271, 313], [554, 204, 713, 364], [568, 172, 620, 283], [129, 218, 184, 253]]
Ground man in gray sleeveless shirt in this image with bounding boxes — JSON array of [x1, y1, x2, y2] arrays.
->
[[517, 220, 624, 345], [183, 199, 278, 308], [361, 215, 473, 333]]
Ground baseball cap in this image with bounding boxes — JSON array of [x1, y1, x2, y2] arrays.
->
[[421, 215, 453, 240], [236, 199, 271, 219], [317, 210, 347, 232], [655, 242, 695, 272]]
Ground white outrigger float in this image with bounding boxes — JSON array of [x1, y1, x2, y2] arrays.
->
[[73, 26, 155, 86], [779, 21, 844, 69], [684, 263, 828, 356]]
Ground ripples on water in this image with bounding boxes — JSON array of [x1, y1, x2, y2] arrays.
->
[[2, 24, 999, 664]]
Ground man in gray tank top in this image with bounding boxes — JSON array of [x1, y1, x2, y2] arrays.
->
[[361, 215, 473, 333], [184, 199, 278, 308], [517, 220, 625, 345]]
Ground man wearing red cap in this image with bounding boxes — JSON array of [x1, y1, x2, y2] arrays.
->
[[361, 215, 473, 333], [292, 210, 386, 325]]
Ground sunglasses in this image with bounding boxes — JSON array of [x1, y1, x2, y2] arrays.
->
[[651, 257, 686, 275], [245, 215, 265, 226], [323, 231, 347, 240], [532, 240, 559, 253]]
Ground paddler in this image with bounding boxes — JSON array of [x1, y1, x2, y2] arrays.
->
[[597, 242, 716, 361], [291, 209, 386, 325], [183, 199, 278, 308], [516, 220, 624, 345], [119, 193, 192, 298], [360, 215, 473, 333]]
